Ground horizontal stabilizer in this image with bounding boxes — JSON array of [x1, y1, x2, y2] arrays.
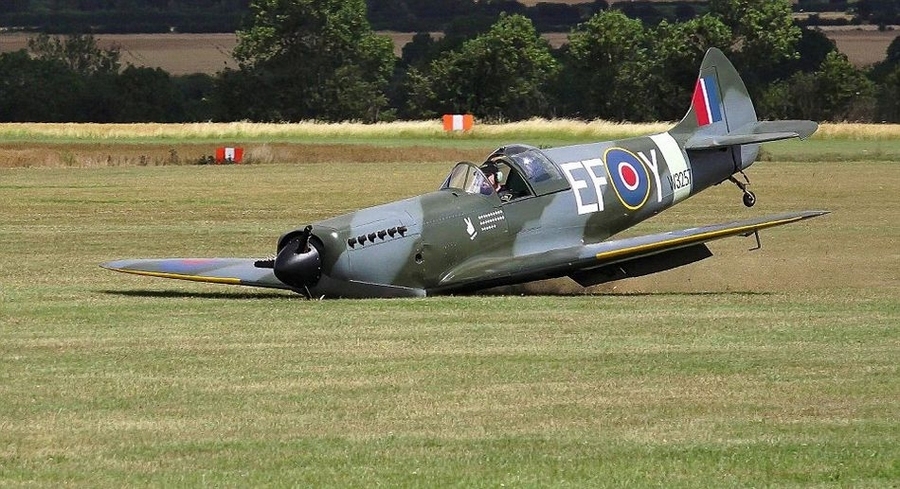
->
[[101, 258, 292, 290], [686, 120, 818, 150]]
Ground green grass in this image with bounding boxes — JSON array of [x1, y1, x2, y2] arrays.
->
[[762, 138, 900, 162], [1, 154, 898, 486]]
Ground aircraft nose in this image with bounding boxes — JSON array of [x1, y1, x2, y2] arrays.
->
[[273, 226, 322, 293]]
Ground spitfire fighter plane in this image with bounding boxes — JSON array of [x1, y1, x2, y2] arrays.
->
[[103, 48, 827, 298]]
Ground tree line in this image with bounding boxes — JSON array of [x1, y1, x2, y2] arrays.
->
[[1, 0, 899, 124], [4, 0, 897, 34], [0, 1, 685, 34]]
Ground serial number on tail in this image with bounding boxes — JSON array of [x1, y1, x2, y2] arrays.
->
[[668, 168, 692, 192]]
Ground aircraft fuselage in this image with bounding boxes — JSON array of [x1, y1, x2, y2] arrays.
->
[[282, 131, 747, 298]]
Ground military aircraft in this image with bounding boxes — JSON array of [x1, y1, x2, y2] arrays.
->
[[102, 48, 827, 298]]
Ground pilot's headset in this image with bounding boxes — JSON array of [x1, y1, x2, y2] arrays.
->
[[482, 162, 499, 181], [486, 158, 504, 183]]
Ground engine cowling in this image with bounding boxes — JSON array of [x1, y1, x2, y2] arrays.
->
[[273, 226, 322, 293]]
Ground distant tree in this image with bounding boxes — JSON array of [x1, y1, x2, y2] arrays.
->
[[876, 65, 900, 122], [588, 0, 609, 14], [366, 0, 415, 30], [855, 0, 900, 25], [230, 0, 395, 121], [752, 24, 837, 121], [790, 26, 838, 73], [761, 51, 875, 121], [400, 32, 439, 69], [869, 35, 900, 83], [210, 67, 268, 121], [814, 50, 876, 120], [555, 10, 649, 120], [760, 72, 819, 121], [674, 3, 697, 22], [174, 73, 217, 121], [708, 0, 801, 93], [0, 0, 31, 13], [26, 33, 120, 76], [527, 2, 582, 32], [650, 15, 733, 120], [627, 2, 673, 24], [0, 50, 84, 122], [408, 13, 558, 120], [114, 66, 185, 122], [394, 0, 478, 30], [886, 34, 900, 65]]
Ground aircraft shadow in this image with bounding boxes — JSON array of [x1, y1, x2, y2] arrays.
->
[[473, 287, 775, 298], [100, 288, 775, 300], [99, 289, 294, 300]]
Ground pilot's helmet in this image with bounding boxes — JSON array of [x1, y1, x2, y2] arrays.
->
[[481, 162, 502, 182]]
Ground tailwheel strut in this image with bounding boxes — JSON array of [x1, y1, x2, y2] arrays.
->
[[728, 170, 756, 207]]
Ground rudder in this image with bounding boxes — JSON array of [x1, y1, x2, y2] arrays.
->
[[670, 47, 757, 141]]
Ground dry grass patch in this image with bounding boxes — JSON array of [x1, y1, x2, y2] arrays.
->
[[3, 121, 900, 169], [0, 142, 491, 168], [814, 122, 900, 139], [3, 121, 899, 146], [0, 120, 672, 142]]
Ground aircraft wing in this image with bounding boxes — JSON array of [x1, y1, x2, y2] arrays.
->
[[100, 258, 292, 290], [439, 210, 829, 291]]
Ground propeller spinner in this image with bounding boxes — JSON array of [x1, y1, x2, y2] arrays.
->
[[273, 225, 322, 293]]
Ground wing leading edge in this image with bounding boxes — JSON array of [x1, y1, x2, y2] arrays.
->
[[103, 211, 828, 296], [100, 258, 293, 290], [438, 210, 829, 292]]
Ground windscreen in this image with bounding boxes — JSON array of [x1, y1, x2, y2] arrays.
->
[[441, 162, 494, 196]]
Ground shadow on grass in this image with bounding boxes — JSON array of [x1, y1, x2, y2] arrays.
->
[[99, 289, 296, 300], [475, 284, 777, 298], [100, 287, 777, 300]]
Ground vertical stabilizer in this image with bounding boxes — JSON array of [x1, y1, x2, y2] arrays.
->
[[670, 48, 758, 142]]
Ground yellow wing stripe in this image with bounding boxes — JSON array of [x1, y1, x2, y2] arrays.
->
[[595, 215, 805, 262], [109, 267, 243, 285]]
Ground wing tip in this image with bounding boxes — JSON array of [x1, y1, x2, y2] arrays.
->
[[100, 260, 126, 271], [799, 209, 830, 219]]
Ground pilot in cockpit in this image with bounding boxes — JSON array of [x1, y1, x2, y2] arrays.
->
[[480, 162, 510, 200]]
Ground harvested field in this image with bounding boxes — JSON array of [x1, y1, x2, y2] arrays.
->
[[818, 26, 898, 67], [0, 32, 239, 75]]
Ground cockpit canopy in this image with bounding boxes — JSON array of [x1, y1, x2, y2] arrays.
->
[[440, 145, 568, 199], [441, 161, 494, 196]]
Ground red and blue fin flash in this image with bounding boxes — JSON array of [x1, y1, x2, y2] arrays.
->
[[692, 74, 723, 126]]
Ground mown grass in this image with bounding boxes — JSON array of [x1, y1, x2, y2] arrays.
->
[[1, 139, 897, 486]]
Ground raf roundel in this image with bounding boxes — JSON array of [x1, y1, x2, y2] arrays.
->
[[604, 147, 651, 210]]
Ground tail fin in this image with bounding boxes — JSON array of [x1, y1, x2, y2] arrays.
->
[[670, 48, 817, 152]]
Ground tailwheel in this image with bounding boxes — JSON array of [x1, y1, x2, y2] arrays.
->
[[742, 190, 757, 208], [728, 171, 756, 207]]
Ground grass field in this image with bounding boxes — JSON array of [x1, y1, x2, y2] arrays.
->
[[0, 124, 897, 486]]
